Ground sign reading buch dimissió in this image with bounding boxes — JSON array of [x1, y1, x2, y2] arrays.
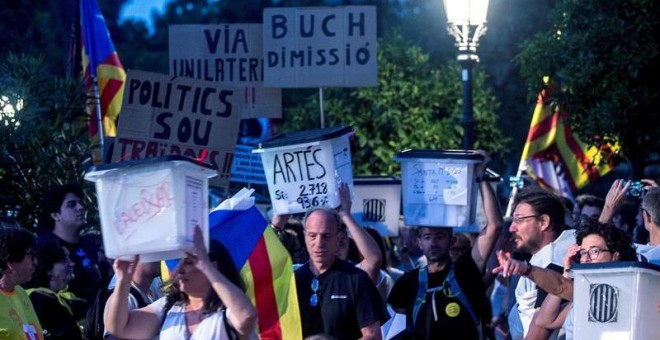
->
[[263, 6, 377, 88], [253, 126, 355, 214], [169, 24, 282, 119], [112, 70, 242, 187]]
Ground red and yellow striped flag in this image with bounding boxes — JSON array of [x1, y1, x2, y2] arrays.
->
[[520, 77, 614, 197], [161, 206, 302, 340], [80, 0, 126, 140], [209, 206, 302, 340]]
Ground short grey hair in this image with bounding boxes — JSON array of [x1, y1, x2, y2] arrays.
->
[[641, 187, 660, 225], [303, 207, 342, 232]]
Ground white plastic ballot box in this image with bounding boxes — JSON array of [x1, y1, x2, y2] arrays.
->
[[351, 176, 401, 237], [84, 156, 216, 262], [572, 261, 660, 340], [252, 125, 354, 215], [394, 149, 483, 228]]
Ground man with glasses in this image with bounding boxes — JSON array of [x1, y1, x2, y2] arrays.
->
[[493, 219, 638, 339], [501, 187, 574, 339], [37, 183, 109, 310], [294, 199, 388, 339]]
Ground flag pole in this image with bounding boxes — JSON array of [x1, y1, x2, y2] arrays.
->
[[319, 87, 325, 128], [504, 157, 526, 218], [93, 76, 105, 164]]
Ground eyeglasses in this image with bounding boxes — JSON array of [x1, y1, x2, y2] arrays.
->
[[578, 246, 612, 261], [511, 215, 539, 224], [310, 277, 319, 307]]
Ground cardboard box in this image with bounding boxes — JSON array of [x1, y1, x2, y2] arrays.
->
[[394, 149, 483, 228], [84, 156, 216, 262], [351, 176, 401, 237], [572, 261, 660, 340]]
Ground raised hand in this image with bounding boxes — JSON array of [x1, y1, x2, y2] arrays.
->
[[113, 255, 139, 283], [492, 250, 530, 278], [184, 225, 211, 271]]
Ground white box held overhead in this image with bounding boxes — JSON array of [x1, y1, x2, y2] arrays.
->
[[84, 156, 216, 262], [351, 176, 401, 237], [572, 262, 660, 340], [253, 125, 354, 215], [395, 149, 483, 228]]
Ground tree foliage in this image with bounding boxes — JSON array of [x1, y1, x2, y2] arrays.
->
[[0, 54, 96, 230], [516, 0, 660, 176], [281, 31, 510, 175]]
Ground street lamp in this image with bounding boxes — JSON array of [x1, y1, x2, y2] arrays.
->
[[443, 0, 489, 150]]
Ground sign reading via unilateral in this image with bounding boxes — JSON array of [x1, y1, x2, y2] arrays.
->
[[169, 24, 282, 119]]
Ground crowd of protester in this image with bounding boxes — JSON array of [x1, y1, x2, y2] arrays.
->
[[1, 153, 659, 339]]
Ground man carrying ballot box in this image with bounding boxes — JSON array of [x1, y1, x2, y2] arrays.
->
[[387, 151, 502, 339]]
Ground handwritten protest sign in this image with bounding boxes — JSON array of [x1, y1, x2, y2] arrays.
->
[[406, 162, 470, 206], [230, 144, 267, 185], [253, 126, 354, 214], [112, 70, 242, 187], [263, 6, 377, 88], [169, 24, 281, 118], [395, 150, 483, 228]]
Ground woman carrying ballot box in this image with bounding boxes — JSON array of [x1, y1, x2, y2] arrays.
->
[[104, 226, 258, 340]]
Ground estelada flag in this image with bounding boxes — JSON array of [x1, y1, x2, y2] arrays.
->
[[80, 0, 126, 139], [161, 199, 302, 340], [520, 77, 615, 198]]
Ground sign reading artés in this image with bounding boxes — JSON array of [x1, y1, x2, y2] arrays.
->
[[112, 70, 242, 187]]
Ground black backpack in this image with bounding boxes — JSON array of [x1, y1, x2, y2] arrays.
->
[[83, 286, 148, 340]]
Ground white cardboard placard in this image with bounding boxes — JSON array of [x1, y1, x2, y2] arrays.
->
[[255, 136, 354, 214], [263, 6, 377, 88], [169, 24, 282, 118]]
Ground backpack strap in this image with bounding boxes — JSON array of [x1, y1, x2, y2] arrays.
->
[[222, 309, 239, 340], [445, 264, 478, 323], [128, 286, 149, 308], [412, 267, 428, 327], [412, 264, 479, 325]]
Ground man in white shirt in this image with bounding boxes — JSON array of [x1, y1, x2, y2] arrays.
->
[[505, 187, 573, 339]]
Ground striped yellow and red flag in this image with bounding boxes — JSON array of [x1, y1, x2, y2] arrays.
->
[[80, 0, 126, 143], [520, 77, 614, 198]]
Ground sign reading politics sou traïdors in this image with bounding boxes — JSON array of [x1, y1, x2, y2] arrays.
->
[[112, 70, 242, 187]]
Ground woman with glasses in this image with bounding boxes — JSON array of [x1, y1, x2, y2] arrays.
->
[[105, 226, 257, 340], [494, 219, 637, 340], [24, 239, 86, 339]]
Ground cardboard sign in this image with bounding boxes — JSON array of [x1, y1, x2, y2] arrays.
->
[[112, 70, 242, 187], [263, 6, 377, 88], [406, 162, 470, 206], [254, 135, 353, 214], [230, 144, 267, 185], [169, 24, 282, 119]]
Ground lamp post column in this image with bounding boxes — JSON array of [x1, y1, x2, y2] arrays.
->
[[460, 58, 475, 150]]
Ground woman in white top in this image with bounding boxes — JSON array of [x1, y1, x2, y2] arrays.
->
[[105, 226, 257, 340]]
